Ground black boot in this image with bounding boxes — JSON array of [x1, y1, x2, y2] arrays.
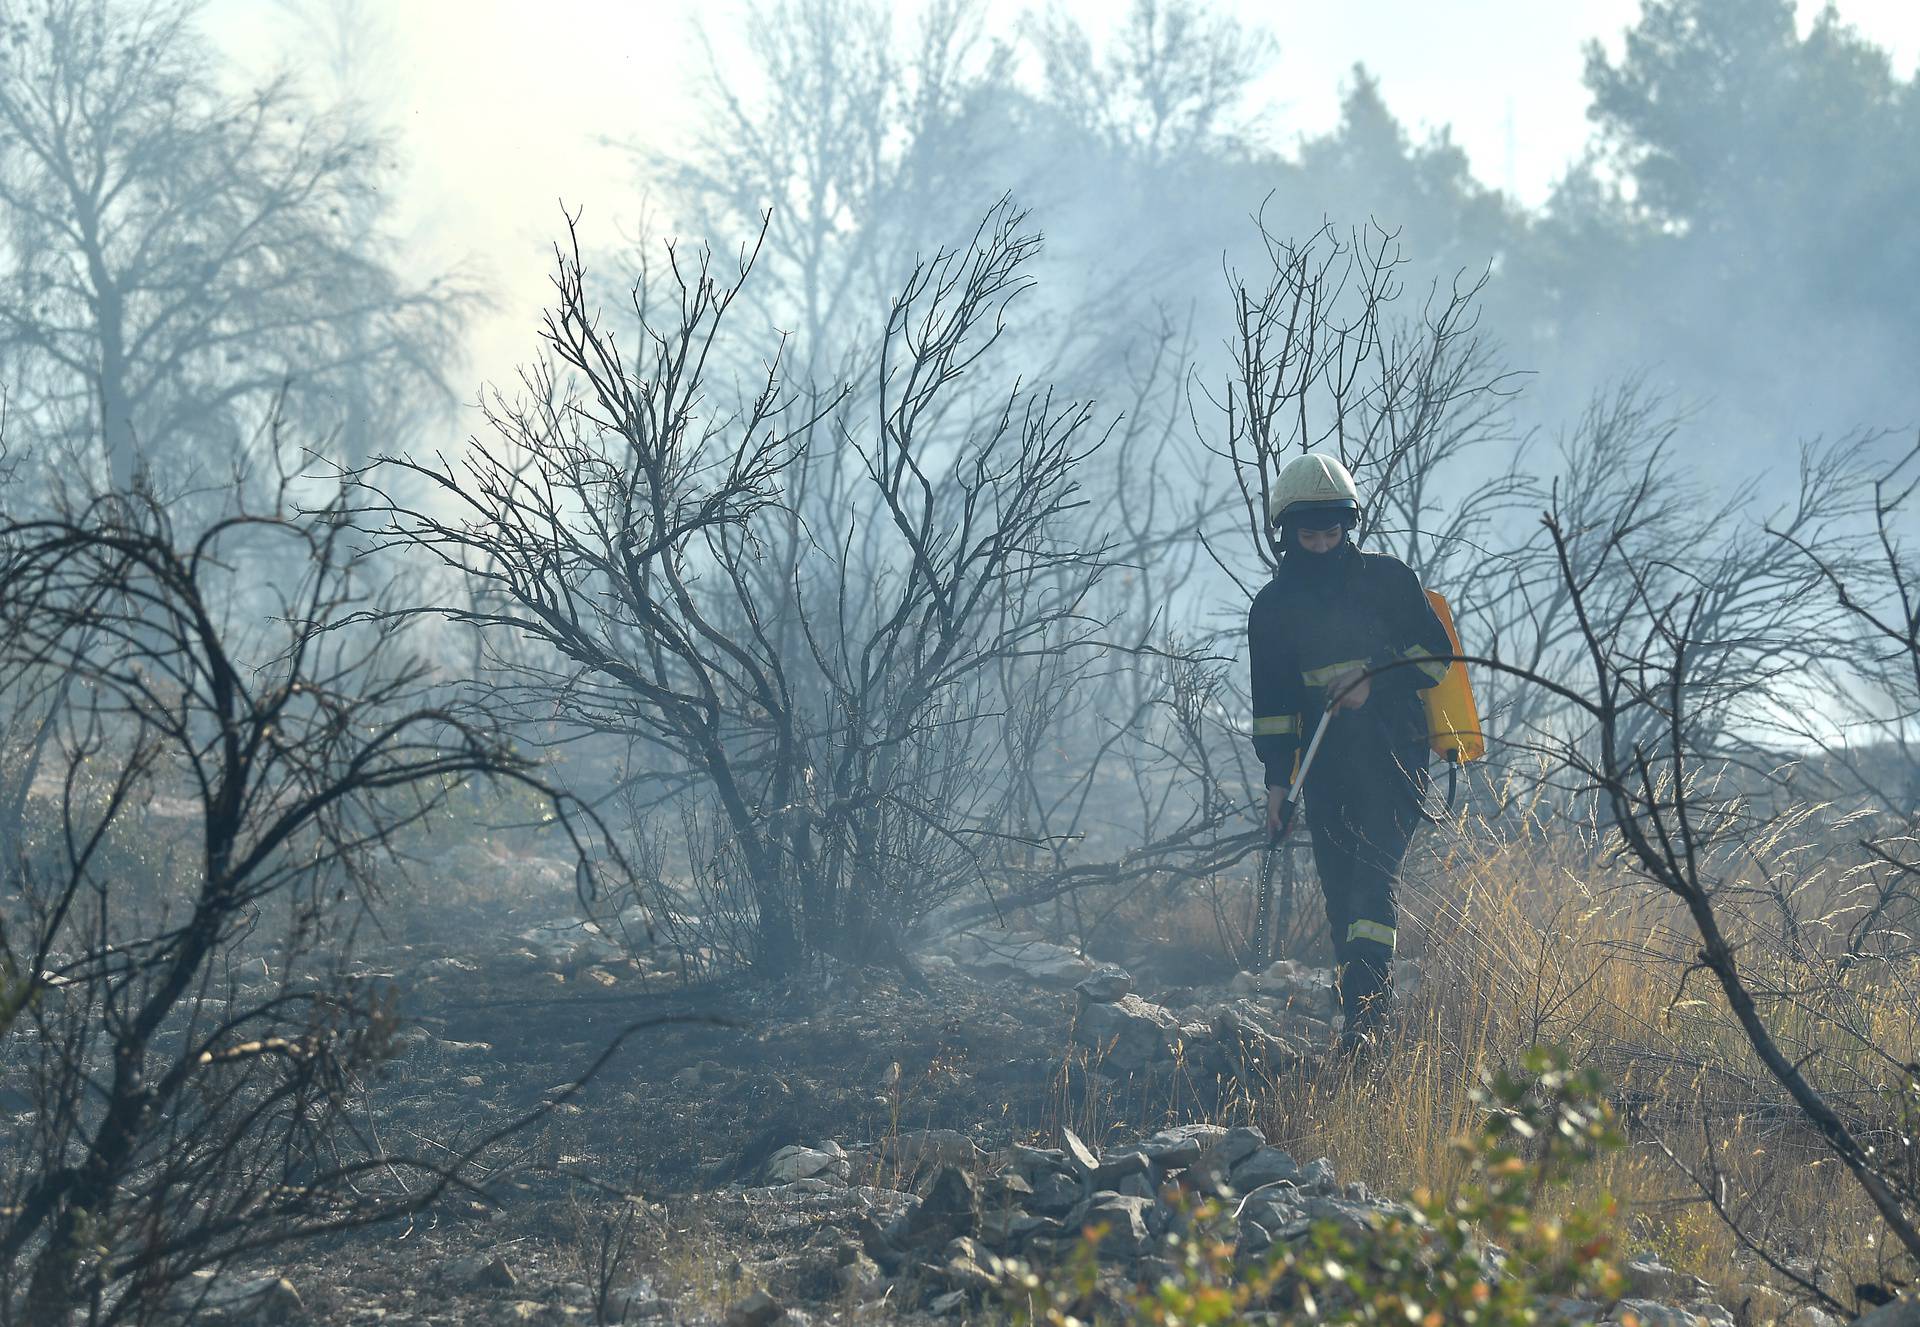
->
[[1336, 939, 1394, 1055]]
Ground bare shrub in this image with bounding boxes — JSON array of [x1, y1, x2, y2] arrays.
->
[[0, 487, 593, 1323], [373, 201, 1247, 981], [1450, 486, 1920, 1299]]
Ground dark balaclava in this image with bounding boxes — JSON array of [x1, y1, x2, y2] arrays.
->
[[1277, 517, 1359, 581]]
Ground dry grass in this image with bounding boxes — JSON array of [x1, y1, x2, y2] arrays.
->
[[1071, 782, 1920, 1308], [1226, 800, 1920, 1307]]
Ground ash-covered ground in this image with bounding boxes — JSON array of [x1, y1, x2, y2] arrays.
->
[[182, 856, 1742, 1327]]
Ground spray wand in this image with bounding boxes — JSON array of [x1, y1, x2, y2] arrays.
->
[[1251, 705, 1335, 968]]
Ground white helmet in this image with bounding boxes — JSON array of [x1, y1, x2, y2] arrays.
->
[[1267, 453, 1361, 529]]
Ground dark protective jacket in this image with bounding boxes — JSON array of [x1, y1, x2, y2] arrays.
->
[[1248, 542, 1452, 793]]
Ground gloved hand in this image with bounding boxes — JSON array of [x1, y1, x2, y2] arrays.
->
[[1265, 784, 1289, 835], [1328, 665, 1371, 711]]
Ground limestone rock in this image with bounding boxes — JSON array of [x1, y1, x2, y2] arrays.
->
[[1075, 965, 1132, 1003], [517, 917, 611, 968], [1074, 994, 1181, 1069], [946, 930, 1094, 987], [889, 1129, 978, 1171], [1141, 1123, 1228, 1169], [897, 1166, 978, 1247], [1778, 1306, 1839, 1327], [1090, 1148, 1149, 1188], [437, 1037, 494, 1058], [1850, 1298, 1920, 1327], [1684, 1302, 1736, 1327], [938, 1236, 997, 1294], [1231, 1146, 1301, 1190], [987, 1170, 1034, 1202], [1014, 1212, 1068, 1243], [1624, 1256, 1711, 1303], [976, 1205, 1021, 1248], [1238, 1185, 1308, 1242], [1192, 1125, 1267, 1188], [1208, 1004, 1302, 1076], [725, 1288, 787, 1327], [1084, 1193, 1152, 1259], [1299, 1156, 1337, 1191], [1027, 1170, 1082, 1215], [767, 1142, 851, 1185], [1061, 1126, 1100, 1175], [1237, 1221, 1275, 1257], [1300, 1193, 1406, 1240], [1009, 1144, 1074, 1178]]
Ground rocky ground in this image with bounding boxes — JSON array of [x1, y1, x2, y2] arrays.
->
[[180, 866, 1770, 1327]]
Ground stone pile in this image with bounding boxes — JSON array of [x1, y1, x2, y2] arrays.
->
[[1070, 966, 1309, 1079], [853, 1118, 1395, 1314], [727, 1121, 1740, 1326]]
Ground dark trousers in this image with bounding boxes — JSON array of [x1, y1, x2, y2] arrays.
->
[[1303, 730, 1425, 1041]]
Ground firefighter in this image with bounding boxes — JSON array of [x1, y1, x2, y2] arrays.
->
[[1248, 453, 1453, 1054]]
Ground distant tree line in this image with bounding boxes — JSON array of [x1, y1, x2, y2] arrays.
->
[[660, 0, 1919, 458]]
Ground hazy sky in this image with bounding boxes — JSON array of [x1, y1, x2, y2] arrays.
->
[[207, 0, 1920, 406]]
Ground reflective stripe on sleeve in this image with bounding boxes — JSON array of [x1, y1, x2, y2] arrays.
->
[[1251, 714, 1297, 736], [1301, 658, 1369, 688], [1347, 919, 1397, 949], [1402, 644, 1451, 684]]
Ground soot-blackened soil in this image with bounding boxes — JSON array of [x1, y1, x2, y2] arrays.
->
[[262, 895, 1267, 1327]]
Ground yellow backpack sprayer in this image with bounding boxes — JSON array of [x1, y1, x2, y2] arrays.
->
[[1421, 590, 1484, 768]]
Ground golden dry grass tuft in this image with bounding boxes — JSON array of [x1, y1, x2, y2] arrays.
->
[[1229, 798, 1920, 1307]]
